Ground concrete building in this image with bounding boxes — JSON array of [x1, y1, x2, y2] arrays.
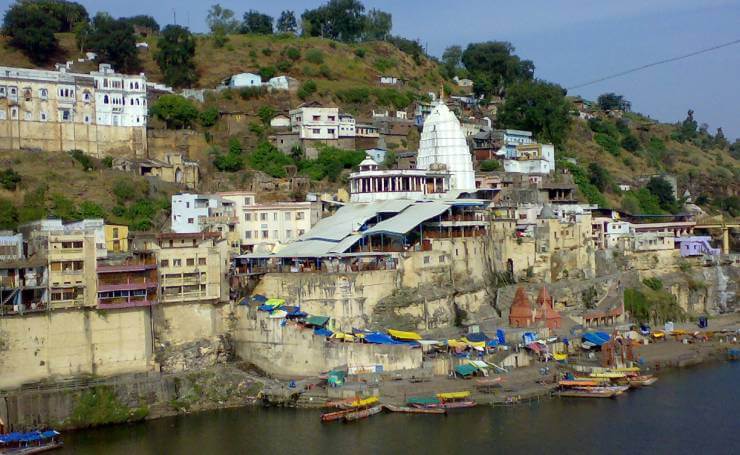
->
[[365, 148, 388, 163], [47, 230, 98, 309], [171, 193, 236, 235], [503, 143, 556, 175], [0, 233, 48, 315], [104, 224, 129, 253], [266, 75, 297, 91], [228, 73, 262, 88], [20, 219, 107, 259], [417, 102, 476, 190], [338, 113, 356, 137], [96, 254, 158, 309], [675, 236, 720, 256], [349, 157, 452, 203], [290, 103, 339, 140], [0, 64, 148, 156], [270, 114, 290, 129], [136, 153, 200, 189], [218, 191, 322, 253]]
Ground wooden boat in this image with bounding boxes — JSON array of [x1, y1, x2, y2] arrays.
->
[[321, 408, 354, 422], [436, 391, 477, 409], [324, 397, 355, 408], [557, 389, 617, 398], [589, 371, 627, 379], [573, 385, 629, 395], [627, 375, 658, 387], [343, 405, 383, 422], [559, 379, 604, 387], [383, 404, 446, 415]]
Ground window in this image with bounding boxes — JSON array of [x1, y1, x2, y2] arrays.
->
[[327, 128, 335, 135], [286, 230, 292, 238], [312, 115, 320, 121], [40, 112, 47, 121], [62, 110, 70, 121], [295, 212, 305, 220], [273, 230, 278, 238], [284, 212, 291, 220], [260, 213, 267, 221], [439, 255, 446, 263], [160, 259, 169, 267], [103, 95, 109, 104], [199, 257, 206, 266], [0, 110, 5, 120], [244, 213, 251, 221], [84, 115, 91, 124], [10, 87, 17, 95], [40, 88, 48, 99], [312, 128, 321, 134], [423, 256, 430, 264], [298, 229, 305, 236], [188, 218, 194, 224], [186, 258, 195, 266], [83, 92, 90, 102], [273, 213, 277, 221], [245, 231, 252, 239], [0, 87, 5, 96], [328, 115, 335, 121], [24, 111, 31, 121], [244, 197, 253, 205], [261, 230, 268, 239], [173, 259, 182, 267]]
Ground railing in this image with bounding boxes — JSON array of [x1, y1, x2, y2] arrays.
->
[[0, 301, 47, 316], [98, 297, 156, 309], [241, 261, 397, 275], [98, 275, 156, 286]]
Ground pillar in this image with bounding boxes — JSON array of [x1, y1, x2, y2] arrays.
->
[[722, 227, 730, 255]]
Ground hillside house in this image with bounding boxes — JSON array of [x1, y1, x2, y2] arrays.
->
[[228, 73, 262, 88]]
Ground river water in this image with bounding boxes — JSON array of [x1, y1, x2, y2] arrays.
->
[[61, 362, 738, 454]]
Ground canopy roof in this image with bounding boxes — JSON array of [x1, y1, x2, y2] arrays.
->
[[388, 329, 422, 340], [454, 364, 477, 377], [437, 391, 471, 399], [305, 315, 330, 327], [364, 202, 450, 236], [407, 396, 440, 405]]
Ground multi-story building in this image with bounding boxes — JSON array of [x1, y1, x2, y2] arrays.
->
[[338, 113, 356, 137], [290, 103, 339, 140], [0, 232, 48, 315], [171, 193, 237, 235], [96, 253, 158, 310], [146, 232, 229, 305], [0, 64, 148, 156], [47, 230, 98, 309], [218, 191, 322, 253], [20, 218, 107, 258], [503, 143, 556, 175], [104, 224, 129, 253]]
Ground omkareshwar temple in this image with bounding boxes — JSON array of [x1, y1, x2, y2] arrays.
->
[[349, 101, 476, 203]]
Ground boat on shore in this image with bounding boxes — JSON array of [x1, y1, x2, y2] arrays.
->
[[572, 385, 629, 395], [407, 391, 477, 409], [0, 430, 62, 454], [343, 405, 383, 422], [556, 389, 618, 398], [383, 404, 446, 415], [321, 397, 379, 421], [627, 375, 658, 387]]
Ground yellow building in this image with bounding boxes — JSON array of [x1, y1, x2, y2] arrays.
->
[[134, 232, 229, 304], [47, 231, 98, 309], [104, 224, 129, 253]]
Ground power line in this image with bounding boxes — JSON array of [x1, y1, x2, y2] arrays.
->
[[567, 38, 740, 90]]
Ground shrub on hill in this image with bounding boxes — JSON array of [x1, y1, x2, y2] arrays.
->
[[247, 142, 293, 178], [200, 107, 220, 127], [621, 134, 640, 153], [285, 47, 301, 61], [0, 169, 22, 190], [298, 80, 318, 100], [305, 49, 324, 64], [594, 133, 621, 156], [68, 150, 95, 171], [558, 160, 608, 207], [297, 145, 365, 182], [479, 160, 500, 172], [0, 198, 19, 230], [149, 95, 200, 129]]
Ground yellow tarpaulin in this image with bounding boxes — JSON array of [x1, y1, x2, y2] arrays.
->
[[461, 337, 486, 349], [447, 339, 467, 348], [611, 367, 640, 372], [265, 298, 284, 308], [388, 329, 422, 341], [590, 372, 626, 379], [553, 352, 568, 361], [437, 391, 471, 400], [350, 396, 379, 407]]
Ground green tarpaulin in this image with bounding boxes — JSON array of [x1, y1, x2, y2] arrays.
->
[[455, 364, 477, 377], [305, 315, 330, 327], [406, 396, 440, 405]]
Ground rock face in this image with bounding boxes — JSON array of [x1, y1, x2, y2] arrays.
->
[[157, 335, 234, 373]]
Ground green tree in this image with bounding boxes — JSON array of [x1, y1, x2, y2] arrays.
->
[[363, 8, 392, 41], [241, 10, 273, 34], [211, 146, 243, 172], [676, 109, 698, 142], [276, 10, 297, 33], [588, 162, 611, 192], [0, 198, 19, 229], [30, 0, 88, 32], [247, 142, 294, 177], [79, 201, 105, 219], [149, 95, 199, 129], [86, 13, 139, 72], [597, 92, 629, 111], [199, 107, 219, 127], [714, 127, 728, 149], [301, 0, 366, 42], [497, 80, 571, 147], [479, 160, 500, 172], [621, 134, 640, 152], [383, 150, 397, 168], [387, 36, 424, 63], [258, 105, 276, 125], [297, 80, 317, 100], [0, 169, 21, 190], [441, 45, 463, 78], [155, 25, 197, 88], [646, 177, 677, 212], [2, 3, 60, 64], [461, 41, 534, 97], [207, 3, 238, 47]]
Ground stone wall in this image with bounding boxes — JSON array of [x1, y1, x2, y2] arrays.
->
[[146, 129, 209, 163], [233, 308, 422, 376]]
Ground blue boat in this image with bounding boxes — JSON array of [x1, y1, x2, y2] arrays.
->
[[0, 429, 62, 453]]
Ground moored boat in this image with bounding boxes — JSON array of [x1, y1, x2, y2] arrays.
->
[[556, 389, 617, 398], [0, 430, 62, 454], [321, 396, 379, 421], [572, 385, 629, 395], [343, 405, 383, 422], [320, 409, 353, 422], [436, 391, 477, 409], [627, 375, 658, 387], [383, 404, 446, 415]]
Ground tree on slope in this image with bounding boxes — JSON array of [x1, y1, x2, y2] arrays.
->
[[497, 79, 572, 147], [155, 25, 197, 88], [461, 41, 534, 97], [2, 2, 60, 64], [301, 0, 366, 42], [241, 10, 273, 34], [276, 10, 297, 34], [363, 8, 391, 41], [85, 13, 139, 72]]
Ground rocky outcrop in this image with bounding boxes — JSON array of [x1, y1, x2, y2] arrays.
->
[[156, 335, 235, 373]]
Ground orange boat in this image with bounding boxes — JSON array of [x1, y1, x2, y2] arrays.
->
[[559, 380, 604, 387]]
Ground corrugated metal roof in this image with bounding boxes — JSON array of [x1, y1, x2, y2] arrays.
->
[[272, 239, 336, 257], [364, 202, 450, 236], [329, 234, 363, 253], [302, 200, 412, 241]]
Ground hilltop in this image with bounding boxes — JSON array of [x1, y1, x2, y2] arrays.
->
[[0, 32, 738, 223]]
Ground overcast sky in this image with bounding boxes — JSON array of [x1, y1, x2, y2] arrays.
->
[[3, 0, 738, 139]]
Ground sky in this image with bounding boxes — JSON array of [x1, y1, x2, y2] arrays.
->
[[3, 0, 738, 139]]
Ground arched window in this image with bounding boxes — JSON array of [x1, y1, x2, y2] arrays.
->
[[103, 95, 109, 104]]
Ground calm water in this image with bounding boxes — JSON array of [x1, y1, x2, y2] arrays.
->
[[61, 362, 739, 455]]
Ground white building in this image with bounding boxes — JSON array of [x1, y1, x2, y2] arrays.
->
[[349, 157, 451, 203], [417, 101, 476, 190], [289, 103, 339, 140], [229, 73, 262, 88], [338, 113, 356, 137], [218, 191, 321, 252], [18, 218, 107, 258], [365, 148, 388, 163], [503, 143, 556, 175], [453, 76, 474, 88], [91, 64, 147, 127], [270, 114, 290, 128], [266, 75, 296, 91], [171, 193, 235, 234]]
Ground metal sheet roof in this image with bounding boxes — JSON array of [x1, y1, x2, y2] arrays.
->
[[364, 202, 450, 236], [302, 200, 413, 241]]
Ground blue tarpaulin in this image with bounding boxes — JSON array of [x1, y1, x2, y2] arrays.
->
[[522, 332, 537, 344], [257, 304, 274, 312], [594, 332, 611, 342], [314, 328, 333, 337], [496, 329, 506, 344], [466, 332, 487, 342], [582, 332, 608, 346], [364, 332, 397, 344], [486, 339, 498, 347], [0, 430, 58, 444], [251, 294, 268, 303]]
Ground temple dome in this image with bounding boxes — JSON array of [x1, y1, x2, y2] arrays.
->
[[417, 102, 475, 190]]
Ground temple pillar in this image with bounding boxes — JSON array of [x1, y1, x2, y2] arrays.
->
[[722, 227, 730, 254]]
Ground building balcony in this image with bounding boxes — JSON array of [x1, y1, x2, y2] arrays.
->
[[1, 301, 47, 316], [97, 280, 158, 292], [160, 291, 213, 302], [97, 297, 157, 310], [97, 262, 156, 273]]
